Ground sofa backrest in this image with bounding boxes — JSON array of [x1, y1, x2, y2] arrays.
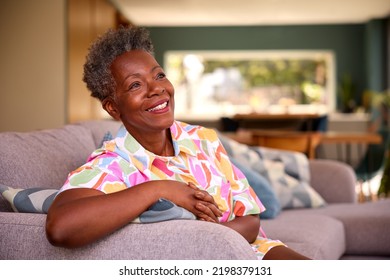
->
[[78, 119, 122, 148], [0, 119, 121, 211]]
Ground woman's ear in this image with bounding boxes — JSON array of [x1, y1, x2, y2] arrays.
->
[[102, 97, 121, 121]]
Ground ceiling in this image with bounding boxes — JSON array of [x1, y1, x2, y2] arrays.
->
[[110, 0, 390, 27]]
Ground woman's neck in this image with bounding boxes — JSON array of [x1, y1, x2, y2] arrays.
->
[[127, 127, 174, 156]]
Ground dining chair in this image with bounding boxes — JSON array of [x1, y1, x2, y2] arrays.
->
[[251, 131, 322, 159]]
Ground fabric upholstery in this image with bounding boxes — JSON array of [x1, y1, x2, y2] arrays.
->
[[0, 124, 96, 189], [0, 121, 121, 212], [262, 211, 346, 260], [79, 119, 121, 147], [292, 200, 390, 256], [0, 213, 256, 260], [309, 159, 357, 203]]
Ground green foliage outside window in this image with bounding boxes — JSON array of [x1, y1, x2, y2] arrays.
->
[[203, 59, 326, 104]]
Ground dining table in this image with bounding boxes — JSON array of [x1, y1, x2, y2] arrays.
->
[[232, 112, 326, 131], [223, 129, 383, 162], [319, 131, 382, 164]]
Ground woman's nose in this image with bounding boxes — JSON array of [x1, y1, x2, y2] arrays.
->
[[148, 82, 165, 96]]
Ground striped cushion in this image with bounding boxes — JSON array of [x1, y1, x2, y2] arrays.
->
[[0, 184, 196, 223], [0, 185, 57, 213], [132, 198, 196, 223]]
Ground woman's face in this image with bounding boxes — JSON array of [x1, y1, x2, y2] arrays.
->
[[106, 50, 175, 136]]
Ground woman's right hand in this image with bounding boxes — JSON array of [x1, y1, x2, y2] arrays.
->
[[159, 181, 222, 223]]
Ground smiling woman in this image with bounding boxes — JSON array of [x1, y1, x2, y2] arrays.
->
[[45, 26, 310, 260]]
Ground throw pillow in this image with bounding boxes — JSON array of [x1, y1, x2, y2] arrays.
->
[[229, 157, 281, 219], [0, 184, 57, 213], [132, 198, 196, 223], [0, 184, 196, 222], [218, 133, 326, 210]]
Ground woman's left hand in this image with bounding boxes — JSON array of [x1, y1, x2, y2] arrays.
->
[[187, 182, 222, 223]]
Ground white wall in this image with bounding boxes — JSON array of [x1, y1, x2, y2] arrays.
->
[[0, 0, 66, 132]]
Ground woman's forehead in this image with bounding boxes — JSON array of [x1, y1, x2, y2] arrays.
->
[[111, 50, 158, 70]]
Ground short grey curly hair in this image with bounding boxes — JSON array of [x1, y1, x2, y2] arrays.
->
[[83, 26, 154, 101]]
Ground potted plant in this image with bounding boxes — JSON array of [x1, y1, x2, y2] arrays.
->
[[338, 73, 356, 113], [371, 89, 390, 198]]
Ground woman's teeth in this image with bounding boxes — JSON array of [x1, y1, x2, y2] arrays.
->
[[148, 102, 168, 112]]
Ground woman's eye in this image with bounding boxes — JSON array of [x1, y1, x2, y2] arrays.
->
[[157, 73, 166, 79], [129, 82, 140, 90]]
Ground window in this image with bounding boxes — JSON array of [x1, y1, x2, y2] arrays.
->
[[164, 50, 336, 119]]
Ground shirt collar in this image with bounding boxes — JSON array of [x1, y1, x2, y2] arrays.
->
[[114, 121, 198, 172]]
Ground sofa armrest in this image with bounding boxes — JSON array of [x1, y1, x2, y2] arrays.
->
[[309, 159, 357, 204], [0, 212, 256, 260]]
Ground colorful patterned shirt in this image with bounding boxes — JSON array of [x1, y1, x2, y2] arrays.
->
[[59, 121, 284, 258]]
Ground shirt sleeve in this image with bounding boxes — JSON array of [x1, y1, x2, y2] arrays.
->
[[58, 147, 131, 195]]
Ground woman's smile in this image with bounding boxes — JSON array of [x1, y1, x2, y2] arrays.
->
[[147, 100, 169, 112]]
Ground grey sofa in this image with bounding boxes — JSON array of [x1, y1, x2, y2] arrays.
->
[[1, 120, 389, 260]]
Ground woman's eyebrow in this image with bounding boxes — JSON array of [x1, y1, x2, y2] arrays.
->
[[122, 72, 141, 86], [151, 65, 163, 72], [121, 65, 163, 85]]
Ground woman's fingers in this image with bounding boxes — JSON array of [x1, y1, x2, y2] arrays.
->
[[187, 183, 215, 204], [186, 182, 223, 221], [194, 190, 215, 203], [195, 202, 222, 222], [203, 202, 223, 217], [197, 213, 216, 223]]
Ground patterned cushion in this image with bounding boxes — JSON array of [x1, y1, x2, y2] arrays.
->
[[0, 184, 57, 213], [132, 198, 196, 223], [0, 184, 196, 222], [218, 133, 326, 209], [229, 157, 281, 219]]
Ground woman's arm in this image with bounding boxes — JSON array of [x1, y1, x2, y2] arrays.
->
[[46, 180, 221, 248], [220, 215, 260, 243]]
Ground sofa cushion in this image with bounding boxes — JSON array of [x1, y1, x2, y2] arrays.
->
[[261, 210, 346, 260], [299, 200, 390, 256], [219, 133, 326, 210], [230, 157, 281, 219]]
